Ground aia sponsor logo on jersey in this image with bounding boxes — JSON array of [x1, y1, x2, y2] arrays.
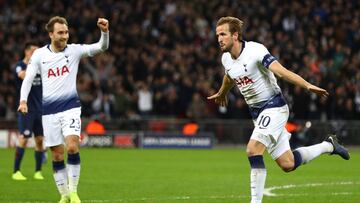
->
[[48, 66, 70, 78], [234, 76, 254, 87]]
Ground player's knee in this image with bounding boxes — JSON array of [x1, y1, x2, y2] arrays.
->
[[18, 137, 28, 147], [66, 143, 79, 154], [65, 135, 80, 153], [52, 152, 64, 161], [279, 162, 295, 172], [246, 140, 266, 157], [34, 137, 43, 150], [246, 147, 262, 157], [50, 146, 64, 161], [246, 149, 255, 157]]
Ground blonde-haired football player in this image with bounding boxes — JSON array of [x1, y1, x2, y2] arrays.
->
[[208, 16, 350, 203]]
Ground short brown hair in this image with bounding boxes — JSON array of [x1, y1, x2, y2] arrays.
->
[[24, 42, 38, 51], [45, 16, 68, 32], [216, 16, 244, 41]]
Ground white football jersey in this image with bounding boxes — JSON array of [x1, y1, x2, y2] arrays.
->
[[21, 32, 109, 115], [222, 41, 281, 106]]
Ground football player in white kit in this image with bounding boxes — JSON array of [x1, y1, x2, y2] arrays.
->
[[208, 16, 350, 203], [18, 16, 109, 203]]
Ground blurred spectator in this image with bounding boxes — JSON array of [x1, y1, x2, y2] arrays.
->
[[92, 92, 115, 121], [136, 82, 153, 117], [113, 82, 133, 118], [5, 95, 16, 120], [291, 86, 309, 119], [231, 98, 252, 119], [343, 98, 356, 120], [186, 92, 207, 119], [0, 95, 7, 117]]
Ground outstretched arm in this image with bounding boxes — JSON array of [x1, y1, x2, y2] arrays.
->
[[269, 61, 329, 97], [207, 74, 235, 106]]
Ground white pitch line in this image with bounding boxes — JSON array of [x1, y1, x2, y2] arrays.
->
[[81, 191, 356, 202], [7, 182, 359, 203], [264, 181, 359, 196], [81, 194, 249, 202]]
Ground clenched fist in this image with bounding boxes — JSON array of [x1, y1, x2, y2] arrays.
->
[[97, 18, 109, 32]]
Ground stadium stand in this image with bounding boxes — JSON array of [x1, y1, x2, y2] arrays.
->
[[0, 0, 359, 122]]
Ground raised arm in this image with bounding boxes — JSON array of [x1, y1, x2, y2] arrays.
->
[[86, 18, 109, 56], [207, 74, 235, 106], [269, 61, 329, 97]]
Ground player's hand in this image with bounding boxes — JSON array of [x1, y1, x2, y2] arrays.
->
[[307, 85, 329, 98], [17, 101, 28, 115], [97, 18, 109, 32], [207, 92, 228, 107]]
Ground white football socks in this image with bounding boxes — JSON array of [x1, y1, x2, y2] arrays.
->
[[67, 164, 81, 192], [53, 168, 69, 196], [250, 168, 267, 203], [295, 141, 333, 164]]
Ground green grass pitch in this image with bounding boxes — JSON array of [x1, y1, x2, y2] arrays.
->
[[1, 148, 359, 203]]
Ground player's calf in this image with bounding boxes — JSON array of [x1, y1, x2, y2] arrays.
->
[[275, 150, 299, 172], [278, 162, 294, 172], [290, 135, 346, 172]]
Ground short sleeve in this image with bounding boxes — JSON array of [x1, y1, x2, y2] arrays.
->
[[221, 53, 232, 74], [26, 49, 41, 76], [255, 43, 277, 68], [15, 65, 24, 74]]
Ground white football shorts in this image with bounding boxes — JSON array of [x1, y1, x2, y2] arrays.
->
[[250, 105, 291, 160], [42, 107, 82, 147]]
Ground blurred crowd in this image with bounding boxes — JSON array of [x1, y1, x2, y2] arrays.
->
[[0, 0, 359, 121]]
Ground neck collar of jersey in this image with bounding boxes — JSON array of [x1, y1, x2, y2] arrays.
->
[[232, 40, 246, 60], [240, 40, 246, 55], [47, 44, 68, 53]]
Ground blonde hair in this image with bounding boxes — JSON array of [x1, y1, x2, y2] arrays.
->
[[216, 16, 244, 41], [45, 16, 68, 32]]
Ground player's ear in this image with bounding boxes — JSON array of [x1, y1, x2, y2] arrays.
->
[[233, 32, 239, 41]]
